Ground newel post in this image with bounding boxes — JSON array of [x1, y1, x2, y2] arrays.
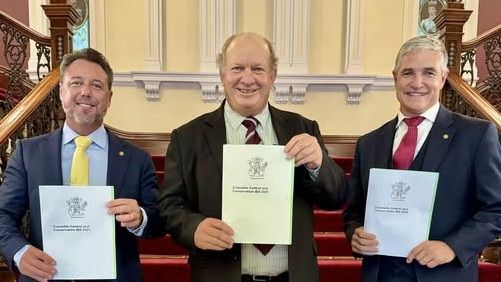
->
[[434, 0, 472, 75], [433, 0, 472, 107], [41, 0, 79, 69]]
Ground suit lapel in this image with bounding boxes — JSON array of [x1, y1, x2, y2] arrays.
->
[[106, 131, 130, 197], [39, 129, 64, 184], [205, 104, 227, 174], [375, 119, 398, 169], [269, 105, 295, 145], [422, 106, 454, 171]]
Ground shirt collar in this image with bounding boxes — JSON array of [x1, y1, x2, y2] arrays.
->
[[224, 102, 270, 130], [62, 123, 107, 149], [396, 101, 440, 128]]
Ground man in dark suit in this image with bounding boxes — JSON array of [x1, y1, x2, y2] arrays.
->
[[343, 35, 501, 282], [157, 32, 347, 282], [0, 48, 160, 281]]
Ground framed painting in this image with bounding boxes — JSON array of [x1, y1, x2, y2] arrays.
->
[[417, 0, 447, 37]]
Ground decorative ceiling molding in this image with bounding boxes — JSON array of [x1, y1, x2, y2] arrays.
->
[[113, 71, 395, 104]]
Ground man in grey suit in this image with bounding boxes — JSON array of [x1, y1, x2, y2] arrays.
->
[[343, 36, 501, 282], [157, 32, 347, 282], [0, 48, 160, 281]]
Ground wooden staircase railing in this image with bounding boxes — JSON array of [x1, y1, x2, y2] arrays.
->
[[446, 72, 501, 132], [0, 2, 77, 173], [0, 68, 60, 143], [437, 1, 501, 130]]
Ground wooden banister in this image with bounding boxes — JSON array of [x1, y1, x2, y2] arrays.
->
[[462, 23, 501, 51], [0, 10, 51, 46], [0, 68, 59, 145], [446, 72, 501, 133]]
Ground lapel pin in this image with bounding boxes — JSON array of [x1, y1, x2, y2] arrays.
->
[[443, 134, 449, 140], [119, 151, 125, 157]]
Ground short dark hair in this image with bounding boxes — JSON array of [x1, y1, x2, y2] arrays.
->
[[60, 48, 114, 90]]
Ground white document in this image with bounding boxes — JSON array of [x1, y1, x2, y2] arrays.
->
[[39, 185, 116, 280], [222, 145, 294, 244], [364, 168, 439, 257]]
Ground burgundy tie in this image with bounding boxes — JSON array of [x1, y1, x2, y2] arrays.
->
[[242, 117, 261, 144], [393, 116, 425, 170], [241, 117, 274, 255]]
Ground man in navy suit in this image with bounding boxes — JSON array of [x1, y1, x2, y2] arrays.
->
[[0, 48, 160, 281], [343, 36, 501, 282]]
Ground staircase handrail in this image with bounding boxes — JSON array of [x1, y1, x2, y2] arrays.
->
[[446, 71, 501, 133], [462, 23, 501, 52], [0, 10, 51, 48], [0, 68, 59, 145]]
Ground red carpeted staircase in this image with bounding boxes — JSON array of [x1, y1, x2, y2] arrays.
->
[[141, 156, 501, 282]]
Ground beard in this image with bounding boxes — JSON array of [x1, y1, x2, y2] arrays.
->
[[65, 108, 105, 126]]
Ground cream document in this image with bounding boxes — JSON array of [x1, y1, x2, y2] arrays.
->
[[39, 185, 116, 280], [222, 145, 294, 244], [364, 168, 439, 257]]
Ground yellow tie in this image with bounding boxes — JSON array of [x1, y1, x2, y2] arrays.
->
[[70, 136, 92, 186]]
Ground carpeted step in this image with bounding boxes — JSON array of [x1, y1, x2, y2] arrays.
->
[[315, 232, 352, 256], [141, 255, 189, 282], [139, 255, 361, 282], [314, 210, 343, 232], [140, 255, 501, 282], [138, 232, 352, 257]]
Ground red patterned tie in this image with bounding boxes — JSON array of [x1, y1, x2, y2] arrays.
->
[[241, 117, 274, 255], [242, 117, 261, 144], [393, 116, 425, 170]]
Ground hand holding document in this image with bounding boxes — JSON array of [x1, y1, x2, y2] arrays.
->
[[364, 168, 439, 257], [39, 185, 116, 280], [222, 145, 294, 245]]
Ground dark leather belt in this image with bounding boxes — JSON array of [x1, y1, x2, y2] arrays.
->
[[242, 272, 288, 282]]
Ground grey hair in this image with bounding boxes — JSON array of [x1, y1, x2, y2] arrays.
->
[[393, 36, 448, 75], [216, 32, 279, 72]]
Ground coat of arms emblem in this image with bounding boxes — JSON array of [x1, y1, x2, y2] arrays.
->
[[66, 196, 88, 217], [247, 157, 268, 179], [391, 181, 411, 201]]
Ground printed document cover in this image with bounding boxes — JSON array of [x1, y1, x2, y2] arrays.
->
[[39, 185, 116, 279], [222, 144, 294, 244], [364, 168, 439, 257]]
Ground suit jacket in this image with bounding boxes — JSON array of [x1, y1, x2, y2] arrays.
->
[[343, 106, 501, 282], [0, 128, 160, 282], [157, 102, 347, 282]]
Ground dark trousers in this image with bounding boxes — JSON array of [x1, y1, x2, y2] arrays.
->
[[376, 257, 417, 282]]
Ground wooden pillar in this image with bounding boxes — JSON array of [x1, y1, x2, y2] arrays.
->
[[434, 1, 472, 107], [434, 1, 472, 75], [41, 0, 79, 69]]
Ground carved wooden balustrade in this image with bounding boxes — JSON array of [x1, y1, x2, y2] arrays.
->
[[0, 1, 77, 179], [436, 0, 501, 132]]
